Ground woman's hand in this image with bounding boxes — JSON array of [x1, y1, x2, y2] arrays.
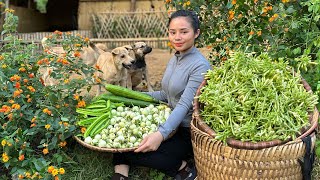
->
[[134, 131, 164, 153]]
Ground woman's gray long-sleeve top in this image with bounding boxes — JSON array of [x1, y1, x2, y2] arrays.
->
[[147, 47, 211, 140]]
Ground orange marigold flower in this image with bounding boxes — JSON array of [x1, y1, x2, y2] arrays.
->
[[84, 37, 90, 42], [2, 152, 9, 162], [8, 113, 13, 120], [257, 31, 262, 36], [15, 82, 21, 89], [28, 73, 35, 78], [1, 139, 6, 146], [165, 0, 171, 3], [18, 67, 26, 72], [24, 172, 31, 179], [52, 169, 59, 176], [23, 79, 28, 83], [8, 100, 15, 104], [95, 77, 102, 83], [18, 154, 25, 161], [64, 103, 69, 107], [27, 98, 32, 103], [81, 127, 86, 134], [228, 10, 235, 21], [282, 0, 290, 3], [73, 94, 80, 100], [45, 124, 51, 130], [0, 105, 11, 113], [18, 174, 24, 179], [27, 86, 36, 93], [232, 0, 236, 5], [0, 55, 4, 60], [31, 117, 36, 123], [43, 148, 49, 155], [62, 59, 69, 65], [10, 74, 21, 81], [249, 31, 254, 35], [48, 166, 55, 173], [54, 176, 59, 180], [12, 103, 21, 110], [43, 108, 52, 115], [63, 122, 69, 127], [74, 51, 81, 57], [75, 43, 82, 47], [30, 123, 36, 128], [95, 64, 100, 70], [13, 89, 23, 98], [59, 141, 67, 147], [59, 168, 65, 174], [77, 100, 86, 108]]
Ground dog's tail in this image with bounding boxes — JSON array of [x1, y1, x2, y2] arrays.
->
[[89, 41, 106, 55]]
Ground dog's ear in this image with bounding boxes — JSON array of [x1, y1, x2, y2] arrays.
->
[[111, 48, 121, 55], [122, 45, 133, 51]]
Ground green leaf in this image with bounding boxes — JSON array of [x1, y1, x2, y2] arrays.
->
[[293, 47, 301, 55]]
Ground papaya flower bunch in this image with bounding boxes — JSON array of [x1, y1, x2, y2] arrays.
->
[[0, 10, 97, 179]]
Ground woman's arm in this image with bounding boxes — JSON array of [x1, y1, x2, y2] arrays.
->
[[158, 64, 210, 140], [145, 90, 168, 103]]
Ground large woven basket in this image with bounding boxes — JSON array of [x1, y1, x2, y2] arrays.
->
[[74, 136, 137, 153], [190, 117, 316, 180], [191, 77, 318, 179], [193, 78, 319, 150]]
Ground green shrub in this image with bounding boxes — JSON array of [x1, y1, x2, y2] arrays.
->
[[0, 9, 96, 179]]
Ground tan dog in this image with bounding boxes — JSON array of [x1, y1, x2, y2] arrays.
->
[[90, 42, 135, 95], [40, 37, 107, 86], [80, 43, 107, 66], [124, 42, 153, 91]]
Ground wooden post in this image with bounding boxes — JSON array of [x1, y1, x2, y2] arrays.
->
[[130, 0, 136, 12]]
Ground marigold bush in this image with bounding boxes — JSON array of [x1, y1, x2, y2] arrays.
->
[[0, 10, 96, 179]]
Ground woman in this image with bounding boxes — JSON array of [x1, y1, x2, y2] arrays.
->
[[112, 10, 211, 180]]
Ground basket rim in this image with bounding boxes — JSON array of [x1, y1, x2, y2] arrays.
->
[[193, 78, 319, 150], [73, 136, 137, 153]]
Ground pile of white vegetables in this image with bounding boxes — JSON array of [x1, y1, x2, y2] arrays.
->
[[83, 104, 171, 148]]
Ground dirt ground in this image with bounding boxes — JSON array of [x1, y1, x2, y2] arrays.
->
[[137, 48, 210, 91]]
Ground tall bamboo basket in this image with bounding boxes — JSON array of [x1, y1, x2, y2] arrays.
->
[[191, 78, 318, 179], [191, 118, 316, 180]]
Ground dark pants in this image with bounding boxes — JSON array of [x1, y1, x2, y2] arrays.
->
[[112, 127, 193, 177]]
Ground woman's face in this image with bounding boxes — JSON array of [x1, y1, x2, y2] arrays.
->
[[168, 17, 200, 53]]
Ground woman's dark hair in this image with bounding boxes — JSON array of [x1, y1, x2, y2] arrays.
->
[[168, 10, 200, 33]]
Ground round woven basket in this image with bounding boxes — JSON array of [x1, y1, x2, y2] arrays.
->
[[193, 78, 319, 150], [190, 117, 316, 180], [74, 136, 137, 153]]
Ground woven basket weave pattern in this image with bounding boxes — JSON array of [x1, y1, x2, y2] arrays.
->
[[191, 118, 316, 180]]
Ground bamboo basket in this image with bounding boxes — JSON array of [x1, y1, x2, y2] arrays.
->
[[190, 78, 318, 179], [74, 136, 137, 153], [193, 78, 318, 150], [190, 118, 316, 180]]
